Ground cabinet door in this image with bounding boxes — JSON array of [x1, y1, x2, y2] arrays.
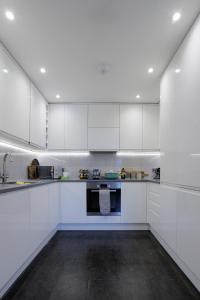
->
[[147, 183, 161, 234], [30, 84, 47, 148], [88, 128, 119, 151], [159, 185, 177, 253], [121, 183, 147, 223], [60, 183, 86, 223], [0, 46, 30, 141], [0, 190, 31, 290], [177, 189, 200, 279], [30, 186, 49, 250], [48, 104, 65, 149], [65, 104, 87, 150], [120, 105, 142, 150], [48, 183, 60, 231], [142, 104, 160, 150], [88, 104, 119, 127]]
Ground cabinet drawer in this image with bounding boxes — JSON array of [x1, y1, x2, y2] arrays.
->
[[149, 183, 160, 194]]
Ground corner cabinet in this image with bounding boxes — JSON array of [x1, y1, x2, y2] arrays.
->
[[30, 84, 47, 148], [48, 104, 65, 149], [142, 104, 160, 150], [0, 45, 30, 142]]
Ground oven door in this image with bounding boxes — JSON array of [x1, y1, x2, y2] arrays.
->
[[87, 188, 121, 216]]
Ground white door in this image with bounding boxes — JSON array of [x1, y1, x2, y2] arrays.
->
[[142, 104, 160, 150], [30, 83, 47, 148], [177, 188, 200, 279], [159, 185, 177, 253], [120, 105, 142, 150], [48, 104, 65, 149], [65, 104, 88, 149], [0, 190, 31, 290], [88, 127, 119, 151], [121, 183, 147, 223], [88, 104, 119, 127], [48, 183, 60, 231], [60, 183, 87, 223], [0, 46, 30, 141], [30, 186, 49, 250]]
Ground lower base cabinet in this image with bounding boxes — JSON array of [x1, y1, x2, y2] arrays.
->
[[0, 183, 60, 293], [177, 189, 200, 280], [0, 190, 31, 291], [121, 183, 147, 223], [60, 182, 87, 223]]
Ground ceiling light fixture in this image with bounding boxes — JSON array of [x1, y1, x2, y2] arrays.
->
[[172, 12, 181, 23], [40, 67, 46, 74], [148, 67, 154, 73], [2, 68, 8, 73], [136, 94, 141, 99], [175, 68, 181, 73], [5, 10, 15, 21], [56, 94, 61, 99]]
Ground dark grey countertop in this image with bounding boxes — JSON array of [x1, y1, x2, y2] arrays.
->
[[0, 178, 160, 195]]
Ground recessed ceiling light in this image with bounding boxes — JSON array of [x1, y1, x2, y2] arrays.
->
[[5, 10, 15, 21], [2, 68, 8, 73], [40, 67, 46, 74], [136, 94, 141, 99], [172, 12, 181, 23], [175, 68, 181, 73], [148, 67, 154, 73], [56, 94, 61, 99]]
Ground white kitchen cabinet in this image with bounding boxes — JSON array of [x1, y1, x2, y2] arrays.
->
[[121, 183, 147, 223], [65, 104, 87, 149], [160, 16, 200, 188], [88, 127, 119, 151], [159, 185, 177, 253], [142, 104, 159, 150], [30, 186, 50, 251], [120, 105, 142, 150], [177, 189, 200, 279], [60, 182, 87, 223], [147, 183, 161, 235], [0, 45, 30, 142], [0, 190, 31, 291], [30, 83, 47, 148], [48, 183, 60, 231], [48, 104, 65, 149], [88, 104, 119, 127]]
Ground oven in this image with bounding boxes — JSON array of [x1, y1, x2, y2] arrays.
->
[[87, 182, 121, 216]]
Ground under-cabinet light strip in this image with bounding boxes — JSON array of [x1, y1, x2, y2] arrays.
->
[[116, 151, 160, 157]]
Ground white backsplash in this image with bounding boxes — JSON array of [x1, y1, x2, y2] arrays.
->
[[0, 146, 160, 181]]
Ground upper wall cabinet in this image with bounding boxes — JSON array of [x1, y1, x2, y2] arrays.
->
[[48, 104, 88, 150], [88, 104, 119, 127], [30, 84, 47, 148], [48, 104, 65, 149], [0, 46, 30, 142], [65, 104, 88, 150], [142, 104, 160, 150], [120, 105, 142, 150]]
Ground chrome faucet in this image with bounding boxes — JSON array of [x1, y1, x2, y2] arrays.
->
[[0, 153, 13, 184]]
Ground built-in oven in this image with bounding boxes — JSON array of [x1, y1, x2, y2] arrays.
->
[[87, 182, 121, 216]]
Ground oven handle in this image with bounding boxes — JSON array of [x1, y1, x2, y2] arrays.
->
[[91, 189, 117, 193]]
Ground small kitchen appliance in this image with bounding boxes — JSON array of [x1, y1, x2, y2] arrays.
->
[[152, 168, 160, 180], [92, 169, 101, 180]]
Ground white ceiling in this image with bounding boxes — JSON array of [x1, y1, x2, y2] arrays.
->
[[0, 0, 200, 103]]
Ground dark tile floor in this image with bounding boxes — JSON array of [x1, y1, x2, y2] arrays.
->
[[3, 231, 200, 300]]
